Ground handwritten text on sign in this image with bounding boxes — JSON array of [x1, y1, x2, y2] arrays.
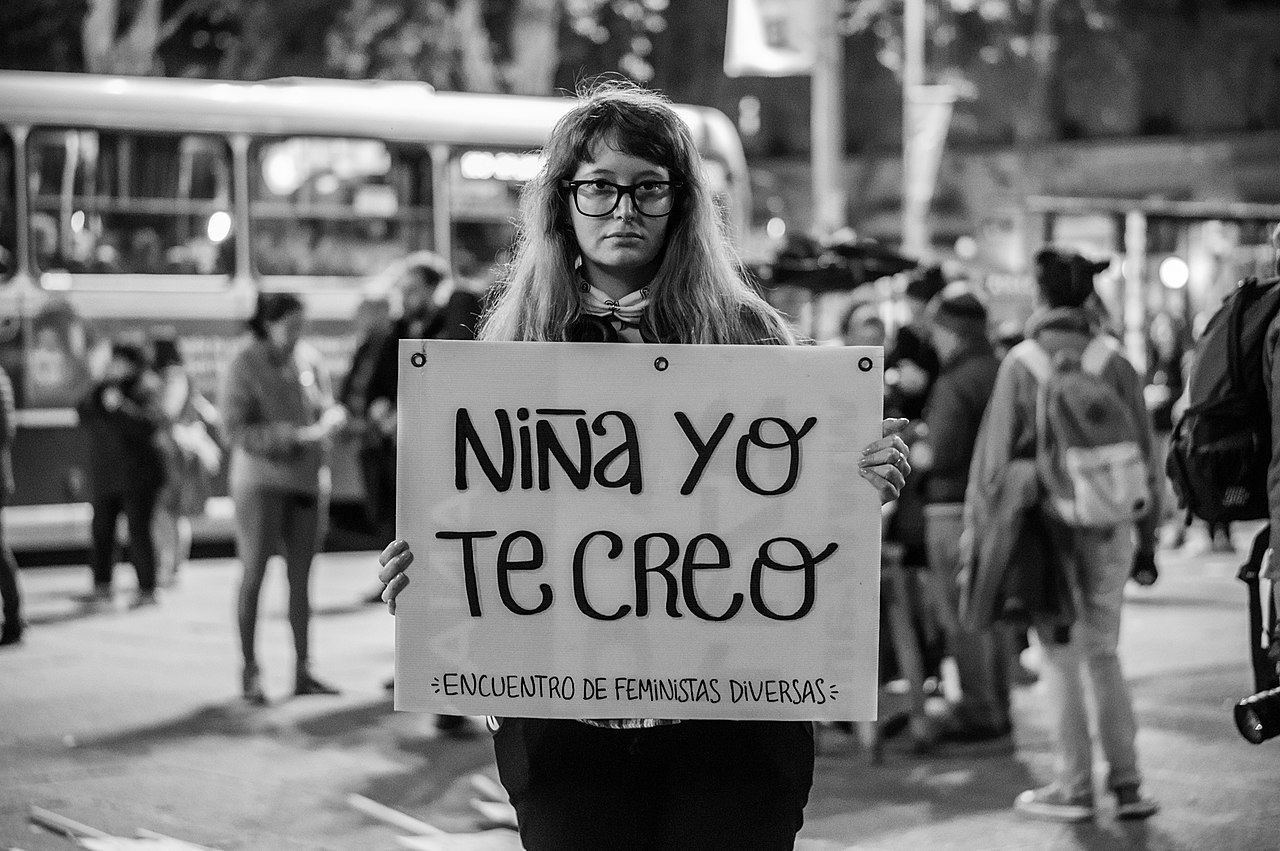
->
[[394, 341, 883, 721]]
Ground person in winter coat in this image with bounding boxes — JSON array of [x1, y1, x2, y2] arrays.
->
[[965, 248, 1160, 822], [76, 341, 167, 608], [920, 284, 1006, 741]]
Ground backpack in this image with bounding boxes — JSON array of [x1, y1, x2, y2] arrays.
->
[[1014, 337, 1153, 529], [1166, 276, 1280, 524]]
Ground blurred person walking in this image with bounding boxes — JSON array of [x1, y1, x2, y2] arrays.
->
[[966, 248, 1160, 822], [75, 341, 166, 608], [220, 293, 347, 705], [920, 285, 1008, 741], [0, 362, 23, 645], [151, 337, 223, 588]]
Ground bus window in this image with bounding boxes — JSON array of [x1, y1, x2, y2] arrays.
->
[[249, 137, 433, 280], [0, 133, 14, 280], [449, 147, 540, 270], [26, 130, 233, 278]]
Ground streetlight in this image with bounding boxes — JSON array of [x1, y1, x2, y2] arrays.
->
[[1159, 255, 1190, 289]]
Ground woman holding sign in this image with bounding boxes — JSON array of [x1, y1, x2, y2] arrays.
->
[[378, 82, 911, 850]]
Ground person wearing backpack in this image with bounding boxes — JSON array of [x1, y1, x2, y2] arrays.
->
[[965, 247, 1160, 822], [1256, 223, 1280, 694]]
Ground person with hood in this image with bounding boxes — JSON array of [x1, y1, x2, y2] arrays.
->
[[965, 248, 1160, 822]]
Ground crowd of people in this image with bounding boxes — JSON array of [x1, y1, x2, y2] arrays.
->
[[4, 80, 1280, 848]]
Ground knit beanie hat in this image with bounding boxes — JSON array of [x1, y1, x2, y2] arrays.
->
[[1034, 248, 1108, 309], [928, 283, 988, 339]]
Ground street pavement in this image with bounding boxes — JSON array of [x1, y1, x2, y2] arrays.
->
[[2, 524, 1278, 851]]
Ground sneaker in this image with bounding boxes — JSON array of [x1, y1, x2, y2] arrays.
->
[[1114, 784, 1159, 820], [130, 591, 158, 609], [1014, 784, 1095, 822]]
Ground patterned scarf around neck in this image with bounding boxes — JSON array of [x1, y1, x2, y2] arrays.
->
[[578, 281, 651, 326]]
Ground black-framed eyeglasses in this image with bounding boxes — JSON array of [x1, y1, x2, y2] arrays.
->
[[562, 179, 681, 218]]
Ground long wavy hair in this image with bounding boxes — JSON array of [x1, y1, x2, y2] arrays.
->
[[479, 81, 796, 346]]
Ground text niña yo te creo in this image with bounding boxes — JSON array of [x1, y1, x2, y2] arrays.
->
[[433, 672, 839, 706], [436, 407, 841, 623]]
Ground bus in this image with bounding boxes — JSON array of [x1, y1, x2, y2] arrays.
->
[[0, 71, 752, 553]]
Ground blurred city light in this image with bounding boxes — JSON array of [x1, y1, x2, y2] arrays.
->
[[263, 147, 302, 195], [459, 150, 543, 182], [767, 216, 787, 240], [1159, 255, 1190, 289], [207, 211, 232, 243]]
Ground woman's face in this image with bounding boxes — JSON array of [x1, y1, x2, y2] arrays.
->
[[266, 308, 305, 353], [568, 140, 673, 292]]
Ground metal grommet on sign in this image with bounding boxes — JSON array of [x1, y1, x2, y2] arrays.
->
[[654, 357, 669, 372], [410, 352, 427, 368], [858, 357, 873, 372]]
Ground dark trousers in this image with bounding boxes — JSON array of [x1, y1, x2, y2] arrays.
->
[[90, 488, 159, 593], [232, 486, 325, 671], [493, 718, 814, 851], [0, 493, 21, 630], [357, 440, 396, 540]]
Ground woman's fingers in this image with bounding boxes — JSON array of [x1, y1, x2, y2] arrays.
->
[[383, 571, 410, 615], [378, 545, 413, 585], [881, 417, 910, 438], [378, 540, 414, 615], [861, 428, 911, 503], [860, 437, 911, 478], [859, 463, 906, 504], [379, 539, 408, 567]]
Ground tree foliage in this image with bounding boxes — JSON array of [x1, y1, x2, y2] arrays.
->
[[0, 0, 673, 95], [842, 0, 1185, 141], [0, 0, 88, 71]]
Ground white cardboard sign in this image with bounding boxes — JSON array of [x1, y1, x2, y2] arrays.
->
[[394, 340, 883, 721]]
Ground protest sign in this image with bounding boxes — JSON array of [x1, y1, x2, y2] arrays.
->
[[394, 340, 883, 721]]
